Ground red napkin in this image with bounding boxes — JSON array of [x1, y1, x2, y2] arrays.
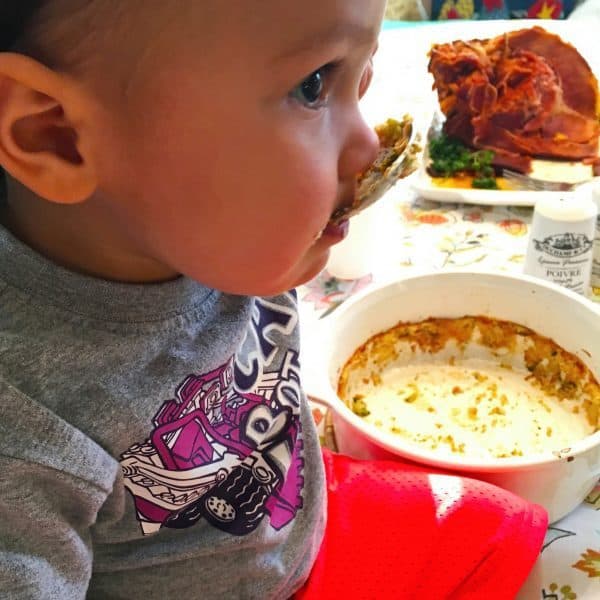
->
[[295, 449, 547, 599]]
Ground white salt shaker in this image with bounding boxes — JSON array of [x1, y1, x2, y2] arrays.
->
[[524, 191, 597, 295]]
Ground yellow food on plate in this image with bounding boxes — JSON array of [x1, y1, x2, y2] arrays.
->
[[431, 175, 513, 191]]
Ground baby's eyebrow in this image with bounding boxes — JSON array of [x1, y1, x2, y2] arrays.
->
[[272, 22, 377, 63]]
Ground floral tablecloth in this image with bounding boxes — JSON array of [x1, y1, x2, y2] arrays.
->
[[298, 19, 600, 599]]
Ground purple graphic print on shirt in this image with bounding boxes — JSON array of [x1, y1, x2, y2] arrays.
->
[[119, 295, 305, 536]]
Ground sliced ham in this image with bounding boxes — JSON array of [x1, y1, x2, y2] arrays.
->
[[428, 27, 600, 172]]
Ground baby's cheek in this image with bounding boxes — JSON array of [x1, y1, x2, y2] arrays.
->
[[295, 160, 338, 214]]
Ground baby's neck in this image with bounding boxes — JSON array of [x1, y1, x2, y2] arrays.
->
[[2, 178, 179, 283]]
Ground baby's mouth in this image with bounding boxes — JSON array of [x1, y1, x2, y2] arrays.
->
[[313, 192, 354, 242], [313, 219, 349, 242], [313, 115, 418, 243]]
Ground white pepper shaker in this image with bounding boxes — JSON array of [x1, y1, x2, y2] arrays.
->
[[585, 181, 600, 289], [524, 191, 597, 295]]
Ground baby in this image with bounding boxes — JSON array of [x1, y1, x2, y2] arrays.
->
[[0, 1, 547, 598]]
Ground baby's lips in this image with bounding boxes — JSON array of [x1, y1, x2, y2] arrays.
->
[[322, 219, 349, 239], [328, 195, 357, 226]]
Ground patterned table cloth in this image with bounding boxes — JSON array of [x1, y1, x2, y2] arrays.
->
[[298, 19, 600, 598]]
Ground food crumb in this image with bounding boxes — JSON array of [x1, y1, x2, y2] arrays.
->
[[403, 384, 419, 403], [352, 395, 370, 417]]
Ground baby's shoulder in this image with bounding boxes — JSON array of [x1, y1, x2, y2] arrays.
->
[[0, 377, 119, 490]]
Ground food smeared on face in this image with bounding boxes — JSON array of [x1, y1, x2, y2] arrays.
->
[[329, 115, 419, 224]]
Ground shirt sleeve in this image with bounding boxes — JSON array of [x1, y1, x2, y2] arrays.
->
[[0, 381, 119, 599]]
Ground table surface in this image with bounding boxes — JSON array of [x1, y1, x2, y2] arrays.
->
[[298, 20, 600, 599]]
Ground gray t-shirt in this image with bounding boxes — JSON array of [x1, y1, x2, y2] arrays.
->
[[0, 224, 326, 599]]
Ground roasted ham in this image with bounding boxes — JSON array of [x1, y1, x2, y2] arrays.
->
[[428, 27, 600, 173]]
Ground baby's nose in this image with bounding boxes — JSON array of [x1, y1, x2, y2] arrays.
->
[[339, 112, 380, 180]]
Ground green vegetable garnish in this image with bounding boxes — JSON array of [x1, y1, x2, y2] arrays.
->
[[429, 134, 498, 189], [472, 177, 498, 189], [352, 395, 370, 418]]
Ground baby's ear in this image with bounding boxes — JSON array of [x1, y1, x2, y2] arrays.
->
[[0, 53, 97, 203]]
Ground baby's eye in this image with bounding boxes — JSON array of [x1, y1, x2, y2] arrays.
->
[[290, 65, 334, 109]]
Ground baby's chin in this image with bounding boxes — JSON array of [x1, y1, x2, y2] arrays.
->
[[195, 245, 331, 296], [287, 248, 331, 290], [243, 251, 330, 296]]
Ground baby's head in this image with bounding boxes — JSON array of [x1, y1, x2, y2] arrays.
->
[[0, 0, 384, 294]]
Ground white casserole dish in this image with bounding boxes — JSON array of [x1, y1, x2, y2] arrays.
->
[[306, 271, 600, 523]]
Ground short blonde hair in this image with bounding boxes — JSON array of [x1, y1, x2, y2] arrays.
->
[[3, 0, 131, 71]]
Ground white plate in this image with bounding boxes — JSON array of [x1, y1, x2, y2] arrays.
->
[[410, 179, 542, 207], [411, 128, 596, 207]]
